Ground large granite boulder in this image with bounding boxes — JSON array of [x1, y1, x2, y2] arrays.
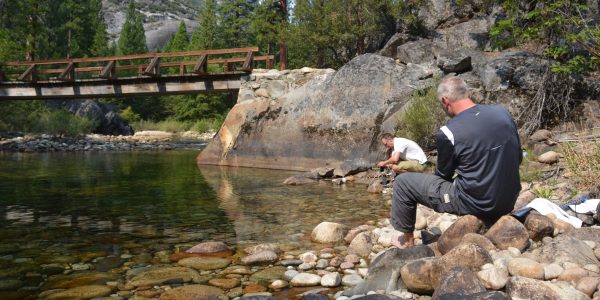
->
[[46, 100, 133, 136], [197, 54, 434, 171]]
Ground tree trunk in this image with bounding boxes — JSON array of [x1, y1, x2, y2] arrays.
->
[[278, 0, 288, 70]]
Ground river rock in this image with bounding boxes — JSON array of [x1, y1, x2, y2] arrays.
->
[[159, 284, 224, 300], [529, 129, 553, 143], [439, 242, 493, 272], [241, 250, 278, 265], [249, 266, 286, 286], [524, 213, 554, 241], [291, 273, 322, 287], [345, 225, 376, 243], [0, 279, 22, 291], [311, 222, 345, 243], [506, 276, 589, 300], [401, 257, 440, 294], [508, 257, 544, 280], [485, 215, 529, 251], [186, 241, 230, 255], [178, 257, 231, 270], [284, 176, 317, 185], [126, 267, 201, 288], [477, 265, 509, 290], [342, 274, 364, 286], [514, 190, 537, 210], [544, 263, 565, 280], [438, 215, 485, 254], [576, 276, 600, 297], [367, 181, 383, 194], [300, 252, 318, 264], [530, 235, 599, 266], [244, 243, 282, 255], [280, 259, 303, 266], [209, 278, 240, 289], [316, 259, 328, 269], [221, 265, 253, 275], [431, 266, 486, 300], [538, 151, 560, 164], [44, 285, 112, 300], [558, 267, 590, 284], [348, 232, 374, 257], [343, 245, 434, 296], [461, 233, 496, 252], [284, 270, 299, 281], [42, 272, 117, 290], [321, 272, 341, 287]]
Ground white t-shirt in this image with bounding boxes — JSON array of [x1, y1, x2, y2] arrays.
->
[[392, 138, 428, 164]]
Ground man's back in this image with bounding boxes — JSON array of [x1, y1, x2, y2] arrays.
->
[[436, 104, 521, 221]]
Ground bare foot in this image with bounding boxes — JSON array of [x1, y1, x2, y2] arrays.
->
[[391, 231, 414, 249]]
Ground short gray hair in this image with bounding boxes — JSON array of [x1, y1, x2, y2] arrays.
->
[[436, 76, 469, 102]]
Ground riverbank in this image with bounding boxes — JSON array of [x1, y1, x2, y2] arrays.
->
[[0, 130, 215, 152]]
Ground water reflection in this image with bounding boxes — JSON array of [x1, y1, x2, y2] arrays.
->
[[198, 165, 388, 246]]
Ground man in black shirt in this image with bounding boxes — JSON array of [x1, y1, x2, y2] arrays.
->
[[391, 76, 522, 249]]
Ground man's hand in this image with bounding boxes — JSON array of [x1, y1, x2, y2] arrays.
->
[[377, 161, 387, 167]]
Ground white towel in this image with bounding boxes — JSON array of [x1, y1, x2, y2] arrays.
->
[[525, 198, 582, 228], [569, 199, 600, 214]]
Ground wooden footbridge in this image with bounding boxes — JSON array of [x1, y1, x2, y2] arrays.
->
[[0, 47, 274, 100]]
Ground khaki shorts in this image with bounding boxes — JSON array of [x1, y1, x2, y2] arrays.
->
[[395, 160, 426, 173]]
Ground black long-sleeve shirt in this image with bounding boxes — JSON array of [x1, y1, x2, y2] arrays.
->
[[435, 104, 522, 221]]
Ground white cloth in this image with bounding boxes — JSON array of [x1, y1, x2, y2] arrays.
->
[[525, 198, 582, 228], [569, 199, 600, 214], [392, 138, 427, 164]]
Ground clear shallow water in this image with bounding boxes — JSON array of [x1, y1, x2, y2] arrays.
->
[[0, 151, 389, 296]]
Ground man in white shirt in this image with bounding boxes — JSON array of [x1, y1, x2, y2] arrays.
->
[[376, 133, 428, 173]]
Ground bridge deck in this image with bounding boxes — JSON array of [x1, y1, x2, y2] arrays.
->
[[0, 47, 273, 100]]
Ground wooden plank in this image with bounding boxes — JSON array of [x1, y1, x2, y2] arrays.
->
[[100, 61, 116, 79], [193, 55, 208, 74], [142, 57, 160, 77], [242, 51, 254, 72], [57, 62, 76, 81], [18, 64, 37, 82], [1, 47, 260, 66]]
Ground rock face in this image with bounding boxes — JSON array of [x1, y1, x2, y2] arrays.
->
[[530, 235, 599, 266], [47, 100, 133, 136], [197, 55, 435, 171]]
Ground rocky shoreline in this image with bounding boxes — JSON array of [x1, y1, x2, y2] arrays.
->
[[6, 203, 599, 300], [0, 131, 215, 152]]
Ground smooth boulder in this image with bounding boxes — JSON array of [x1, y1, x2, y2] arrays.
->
[[485, 216, 529, 252], [437, 215, 485, 254], [311, 222, 345, 243]]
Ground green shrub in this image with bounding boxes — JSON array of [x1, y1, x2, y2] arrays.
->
[[131, 119, 191, 132], [120, 106, 141, 123], [395, 81, 447, 150], [190, 118, 223, 133], [35, 110, 95, 136], [532, 186, 553, 199]]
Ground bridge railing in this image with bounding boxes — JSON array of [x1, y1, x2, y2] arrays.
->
[[0, 47, 274, 83]]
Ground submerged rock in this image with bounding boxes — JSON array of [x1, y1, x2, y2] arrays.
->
[[178, 257, 231, 270], [158, 284, 224, 300], [126, 267, 201, 288], [43, 285, 112, 300]]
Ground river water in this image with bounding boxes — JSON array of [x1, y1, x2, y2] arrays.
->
[[0, 150, 389, 297]]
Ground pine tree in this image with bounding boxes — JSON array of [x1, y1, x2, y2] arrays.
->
[[219, 0, 258, 48], [163, 21, 189, 53], [190, 0, 219, 50], [118, 0, 147, 55], [89, 0, 110, 57]]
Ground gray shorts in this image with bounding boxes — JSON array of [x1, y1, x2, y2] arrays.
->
[[391, 173, 464, 233]]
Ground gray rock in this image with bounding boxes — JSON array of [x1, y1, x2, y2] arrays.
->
[[290, 273, 322, 287], [342, 274, 364, 286], [244, 243, 282, 255], [474, 51, 550, 92], [431, 266, 486, 300], [506, 276, 589, 300], [241, 251, 279, 265], [47, 100, 133, 136], [433, 18, 491, 51], [530, 235, 599, 266], [342, 245, 434, 296], [485, 216, 529, 252], [378, 33, 413, 58], [348, 232, 374, 257], [396, 39, 435, 64], [280, 259, 303, 267], [320, 272, 341, 287], [437, 51, 472, 73], [311, 222, 345, 243], [266, 80, 288, 99], [283, 270, 299, 281], [438, 215, 485, 254]]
